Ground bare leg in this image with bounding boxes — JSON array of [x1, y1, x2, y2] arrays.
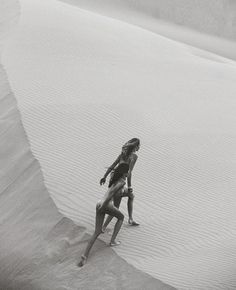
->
[[78, 204, 105, 267], [127, 196, 133, 221], [110, 219, 123, 246], [104, 205, 124, 246], [102, 196, 122, 232], [78, 203, 124, 266], [127, 195, 139, 226], [102, 216, 113, 233]]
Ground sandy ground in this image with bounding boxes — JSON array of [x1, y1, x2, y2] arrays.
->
[[2, 0, 236, 289], [61, 0, 236, 61], [62, 0, 236, 41], [0, 1, 174, 289]]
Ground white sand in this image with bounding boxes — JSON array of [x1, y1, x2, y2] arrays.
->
[[2, 0, 236, 289], [1, 1, 171, 289], [62, 0, 236, 41], [61, 0, 236, 61]]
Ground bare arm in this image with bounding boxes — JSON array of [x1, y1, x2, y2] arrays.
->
[[104, 154, 121, 178], [100, 154, 121, 185]]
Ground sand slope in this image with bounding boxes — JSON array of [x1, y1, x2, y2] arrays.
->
[[62, 0, 236, 61], [2, 0, 236, 289], [62, 0, 236, 40], [0, 1, 174, 289]]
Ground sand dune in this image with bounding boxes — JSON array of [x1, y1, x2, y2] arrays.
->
[[0, 1, 174, 289], [62, 0, 236, 61], [2, 0, 236, 289], [62, 0, 236, 40]]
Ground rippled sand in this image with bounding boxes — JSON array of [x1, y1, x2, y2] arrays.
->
[[2, 0, 236, 289], [0, 1, 174, 289]]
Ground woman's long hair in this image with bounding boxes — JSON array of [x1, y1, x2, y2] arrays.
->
[[121, 138, 140, 161], [108, 163, 129, 188]]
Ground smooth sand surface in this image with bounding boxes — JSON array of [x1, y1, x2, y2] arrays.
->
[[62, 0, 236, 40], [0, 1, 175, 289], [62, 0, 236, 61], [2, 0, 236, 289]]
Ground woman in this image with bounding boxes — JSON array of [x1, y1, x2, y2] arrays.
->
[[78, 163, 129, 267], [100, 138, 140, 228]]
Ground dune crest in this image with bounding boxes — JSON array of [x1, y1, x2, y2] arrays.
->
[[2, 0, 236, 289], [0, 1, 174, 289], [62, 0, 236, 61]]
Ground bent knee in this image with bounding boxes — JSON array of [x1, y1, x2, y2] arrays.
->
[[128, 192, 135, 199], [118, 213, 124, 221], [95, 230, 102, 236], [96, 202, 102, 211]]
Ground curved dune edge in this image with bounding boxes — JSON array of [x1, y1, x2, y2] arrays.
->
[[61, 0, 236, 61], [0, 70, 174, 290], [0, 1, 175, 290], [2, 0, 236, 289]]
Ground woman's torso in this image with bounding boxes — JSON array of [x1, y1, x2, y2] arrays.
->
[[119, 152, 137, 166]]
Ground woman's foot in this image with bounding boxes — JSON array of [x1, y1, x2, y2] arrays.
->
[[77, 255, 87, 267], [109, 240, 121, 247], [128, 219, 140, 226]]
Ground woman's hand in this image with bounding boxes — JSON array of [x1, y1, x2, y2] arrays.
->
[[100, 177, 106, 185]]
